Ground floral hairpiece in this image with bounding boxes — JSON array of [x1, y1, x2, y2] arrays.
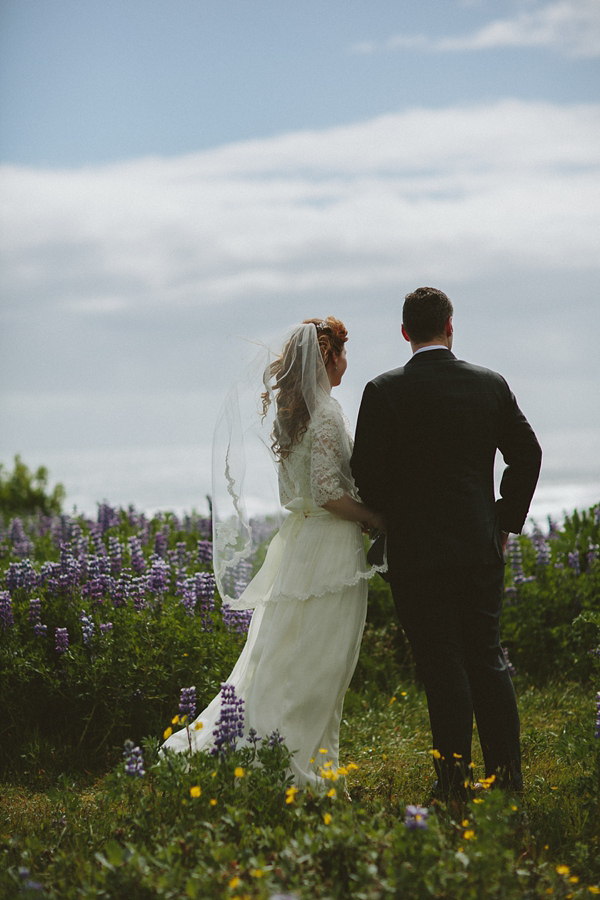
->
[[315, 321, 329, 332]]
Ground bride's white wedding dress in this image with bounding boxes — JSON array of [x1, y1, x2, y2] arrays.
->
[[162, 394, 372, 788]]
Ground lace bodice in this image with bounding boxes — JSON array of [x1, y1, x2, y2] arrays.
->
[[278, 397, 357, 508]]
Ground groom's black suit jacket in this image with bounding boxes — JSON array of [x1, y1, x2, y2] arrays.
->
[[351, 349, 542, 577]]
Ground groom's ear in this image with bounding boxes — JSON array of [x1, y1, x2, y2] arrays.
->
[[445, 317, 453, 337], [401, 324, 411, 343]]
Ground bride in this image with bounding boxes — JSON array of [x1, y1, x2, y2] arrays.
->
[[161, 317, 385, 787]]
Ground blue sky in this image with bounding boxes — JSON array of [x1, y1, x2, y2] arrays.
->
[[1, 0, 599, 519]]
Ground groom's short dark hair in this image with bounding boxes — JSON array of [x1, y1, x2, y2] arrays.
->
[[403, 287, 454, 343]]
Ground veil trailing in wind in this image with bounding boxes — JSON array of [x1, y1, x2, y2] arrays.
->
[[212, 322, 386, 609]]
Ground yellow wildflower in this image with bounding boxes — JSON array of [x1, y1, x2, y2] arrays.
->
[[163, 726, 173, 740], [588, 887, 600, 894], [401, 691, 408, 696], [285, 786, 299, 804], [171, 715, 180, 724], [347, 762, 359, 771], [462, 819, 469, 827], [229, 876, 241, 889], [323, 813, 332, 825], [234, 767, 245, 778], [319, 748, 328, 754], [473, 798, 484, 804], [463, 830, 476, 841], [430, 749, 441, 759], [327, 788, 336, 798], [210, 799, 217, 806], [453, 752, 463, 759], [556, 865, 570, 876], [194, 722, 203, 731], [337, 766, 348, 776], [250, 869, 263, 878], [190, 786, 201, 798], [569, 877, 579, 884], [389, 696, 396, 705], [211, 770, 217, 778]]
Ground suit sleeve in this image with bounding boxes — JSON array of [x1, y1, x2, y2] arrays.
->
[[496, 381, 542, 534], [351, 381, 392, 514]]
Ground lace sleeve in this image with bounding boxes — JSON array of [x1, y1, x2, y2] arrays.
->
[[310, 405, 347, 506]]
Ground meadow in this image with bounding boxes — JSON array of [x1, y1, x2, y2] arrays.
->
[[0, 500, 599, 898]]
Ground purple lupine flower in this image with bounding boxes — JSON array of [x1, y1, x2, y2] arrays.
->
[[179, 686, 197, 720], [99, 622, 113, 635], [154, 529, 168, 559], [197, 539, 213, 565], [0, 592, 14, 629], [146, 554, 170, 595], [8, 517, 34, 557], [196, 572, 216, 628], [587, 544, 599, 571], [127, 535, 146, 574], [55, 627, 69, 653], [267, 729, 284, 749], [211, 683, 245, 758], [6, 559, 38, 593], [80, 611, 95, 646], [247, 727, 262, 745], [131, 577, 147, 612], [502, 647, 517, 677], [34, 623, 48, 638], [404, 805, 428, 831], [175, 541, 188, 570], [108, 536, 124, 575], [507, 537, 535, 587], [222, 603, 253, 634], [533, 537, 551, 568], [567, 551, 581, 575], [29, 597, 42, 624], [123, 739, 145, 777], [178, 575, 197, 615], [595, 692, 600, 739], [97, 502, 120, 534]]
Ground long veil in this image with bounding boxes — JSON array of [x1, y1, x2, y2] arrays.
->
[[211, 322, 385, 608]]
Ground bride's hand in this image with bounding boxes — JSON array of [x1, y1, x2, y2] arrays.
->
[[362, 510, 386, 534]]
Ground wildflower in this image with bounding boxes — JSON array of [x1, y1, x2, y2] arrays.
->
[[463, 830, 476, 840], [285, 786, 299, 804], [267, 729, 284, 748], [123, 740, 145, 777], [250, 869, 263, 878], [246, 727, 261, 745], [569, 876, 580, 884], [323, 812, 332, 825], [404, 805, 428, 830], [0, 592, 14, 629], [319, 747, 328, 754], [194, 722, 203, 731], [389, 696, 396, 705], [179, 686, 197, 720], [502, 647, 517, 677], [163, 727, 173, 741], [556, 865, 570, 876], [234, 766, 245, 778], [190, 786, 202, 798], [28, 598, 42, 624], [34, 623, 48, 638], [210, 798, 217, 806], [229, 876, 241, 889], [211, 683, 245, 758], [327, 788, 336, 798], [430, 749, 441, 759], [567, 551, 581, 575], [588, 886, 600, 894], [55, 627, 69, 653], [80, 611, 95, 645], [347, 762, 359, 771], [595, 692, 600, 739], [99, 622, 113, 634]]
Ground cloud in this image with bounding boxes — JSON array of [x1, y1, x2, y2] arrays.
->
[[350, 0, 600, 58], [1, 99, 599, 514], [1, 99, 599, 320]]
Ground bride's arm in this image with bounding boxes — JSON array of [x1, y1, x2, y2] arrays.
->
[[322, 494, 385, 532]]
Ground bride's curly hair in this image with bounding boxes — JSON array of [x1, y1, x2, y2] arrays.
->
[[261, 316, 348, 460]]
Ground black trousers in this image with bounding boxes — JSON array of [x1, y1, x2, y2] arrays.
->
[[390, 562, 522, 794]]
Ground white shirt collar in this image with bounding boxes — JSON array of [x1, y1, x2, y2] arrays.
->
[[413, 345, 448, 356]]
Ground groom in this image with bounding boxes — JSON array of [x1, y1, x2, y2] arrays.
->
[[351, 287, 542, 797]]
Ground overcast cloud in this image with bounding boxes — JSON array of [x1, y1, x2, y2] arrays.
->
[[1, 96, 599, 520]]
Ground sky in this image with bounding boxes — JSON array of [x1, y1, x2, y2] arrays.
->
[[0, 0, 599, 523]]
